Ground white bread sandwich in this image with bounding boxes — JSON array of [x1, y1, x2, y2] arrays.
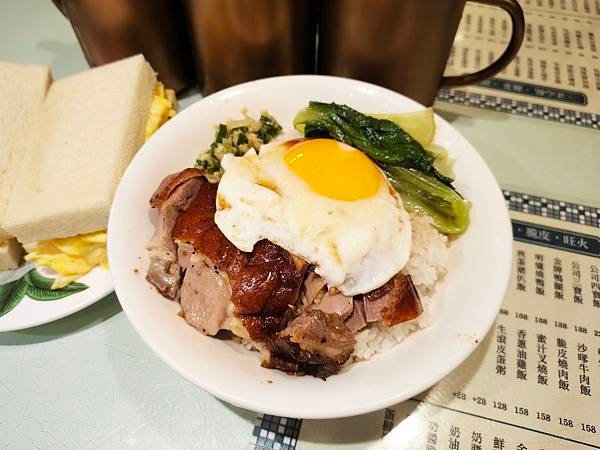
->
[[0, 61, 52, 271], [0, 54, 176, 286]]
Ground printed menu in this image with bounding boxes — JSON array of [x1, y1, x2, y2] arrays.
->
[[440, 0, 600, 127], [249, 193, 600, 450]]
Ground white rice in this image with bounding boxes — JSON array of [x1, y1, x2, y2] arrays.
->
[[351, 214, 449, 360]]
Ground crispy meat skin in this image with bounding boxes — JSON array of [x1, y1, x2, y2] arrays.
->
[[150, 168, 205, 208], [363, 273, 423, 326], [172, 179, 307, 340]]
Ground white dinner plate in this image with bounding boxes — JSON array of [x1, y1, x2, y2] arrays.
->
[[108, 76, 512, 419], [0, 264, 112, 332]]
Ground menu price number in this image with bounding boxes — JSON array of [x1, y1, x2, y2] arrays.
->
[[536, 412, 551, 422], [559, 417, 573, 428], [452, 391, 466, 400], [514, 406, 529, 416], [581, 424, 597, 434], [472, 396, 486, 405], [493, 401, 507, 411]]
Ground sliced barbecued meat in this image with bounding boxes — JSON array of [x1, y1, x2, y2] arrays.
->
[[179, 253, 232, 335], [146, 168, 204, 299], [172, 178, 308, 340], [315, 289, 353, 319], [363, 273, 423, 326], [262, 309, 355, 378], [301, 271, 353, 319], [344, 298, 368, 333]]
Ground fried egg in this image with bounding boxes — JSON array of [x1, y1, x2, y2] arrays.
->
[[214, 138, 412, 296]]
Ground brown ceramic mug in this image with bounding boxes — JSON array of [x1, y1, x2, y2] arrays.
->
[[183, 0, 317, 95], [318, 0, 525, 106], [51, 0, 196, 92]]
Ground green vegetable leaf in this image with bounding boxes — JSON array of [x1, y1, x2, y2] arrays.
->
[[0, 277, 29, 318], [383, 166, 470, 234], [370, 108, 435, 147], [293, 101, 453, 186]]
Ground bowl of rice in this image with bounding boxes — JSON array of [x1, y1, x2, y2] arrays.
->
[[109, 75, 512, 419]]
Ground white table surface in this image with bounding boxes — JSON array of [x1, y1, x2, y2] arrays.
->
[[1, 1, 599, 449]]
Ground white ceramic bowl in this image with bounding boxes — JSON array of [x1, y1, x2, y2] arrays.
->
[[108, 76, 512, 419]]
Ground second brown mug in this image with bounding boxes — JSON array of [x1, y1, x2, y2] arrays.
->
[[318, 0, 525, 106], [184, 0, 317, 95]]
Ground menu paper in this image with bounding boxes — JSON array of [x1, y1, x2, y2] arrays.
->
[[439, 0, 600, 128], [249, 192, 600, 450]]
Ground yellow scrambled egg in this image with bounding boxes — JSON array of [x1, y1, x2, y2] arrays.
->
[[26, 84, 176, 289], [145, 82, 177, 141], [25, 231, 108, 289]]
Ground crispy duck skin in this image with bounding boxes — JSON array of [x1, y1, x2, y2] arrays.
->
[[172, 178, 308, 340]]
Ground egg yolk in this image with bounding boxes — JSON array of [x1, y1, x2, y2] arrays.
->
[[285, 139, 382, 201]]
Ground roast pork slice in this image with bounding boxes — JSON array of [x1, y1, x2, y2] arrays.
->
[[262, 310, 355, 378], [180, 253, 232, 336], [302, 272, 353, 319], [146, 168, 204, 299], [363, 273, 423, 326], [344, 298, 368, 333], [315, 289, 353, 320]]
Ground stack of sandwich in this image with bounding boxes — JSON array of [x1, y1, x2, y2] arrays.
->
[[0, 55, 176, 287]]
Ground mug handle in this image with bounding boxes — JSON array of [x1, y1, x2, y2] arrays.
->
[[441, 0, 525, 87]]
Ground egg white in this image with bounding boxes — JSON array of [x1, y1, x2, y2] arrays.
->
[[214, 141, 412, 296]]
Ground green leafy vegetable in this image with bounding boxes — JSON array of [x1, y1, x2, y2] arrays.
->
[[293, 101, 453, 186], [370, 107, 435, 147], [383, 166, 470, 234]]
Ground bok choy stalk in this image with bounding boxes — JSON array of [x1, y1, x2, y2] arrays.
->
[[383, 166, 470, 235], [294, 101, 470, 234]]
